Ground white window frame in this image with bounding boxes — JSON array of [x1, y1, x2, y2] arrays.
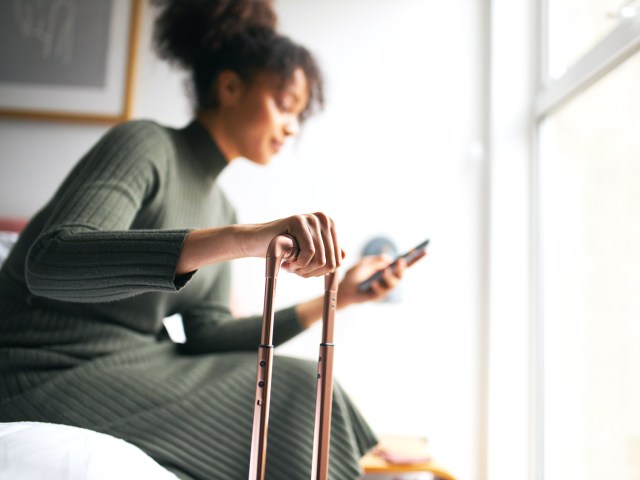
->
[[485, 1, 536, 479], [485, 2, 640, 480], [537, 6, 640, 117]]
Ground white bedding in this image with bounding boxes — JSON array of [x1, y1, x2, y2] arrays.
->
[[0, 231, 18, 266], [0, 422, 179, 480]]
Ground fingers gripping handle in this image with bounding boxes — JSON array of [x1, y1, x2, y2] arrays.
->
[[265, 234, 298, 278]]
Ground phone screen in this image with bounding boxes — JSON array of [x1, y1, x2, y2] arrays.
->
[[357, 239, 429, 292]]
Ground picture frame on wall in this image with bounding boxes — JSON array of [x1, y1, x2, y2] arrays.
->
[[0, 0, 141, 124]]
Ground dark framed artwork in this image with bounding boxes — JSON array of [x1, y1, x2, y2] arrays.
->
[[0, 0, 142, 123]]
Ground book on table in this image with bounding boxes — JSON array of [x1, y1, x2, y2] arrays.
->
[[360, 435, 456, 480]]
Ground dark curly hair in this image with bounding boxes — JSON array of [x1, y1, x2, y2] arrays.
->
[[152, 0, 324, 122]]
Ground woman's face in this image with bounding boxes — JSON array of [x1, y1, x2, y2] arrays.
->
[[226, 67, 310, 165]]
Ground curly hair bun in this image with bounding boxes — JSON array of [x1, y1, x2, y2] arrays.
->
[[153, 0, 278, 70]]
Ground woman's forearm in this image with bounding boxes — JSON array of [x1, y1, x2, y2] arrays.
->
[[176, 224, 255, 275], [177, 213, 345, 279]]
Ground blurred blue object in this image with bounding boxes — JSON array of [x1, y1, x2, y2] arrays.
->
[[361, 236, 401, 303]]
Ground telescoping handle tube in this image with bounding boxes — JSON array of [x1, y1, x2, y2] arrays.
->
[[311, 271, 337, 480], [249, 235, 298, 480], [248, 235, 339, 480]]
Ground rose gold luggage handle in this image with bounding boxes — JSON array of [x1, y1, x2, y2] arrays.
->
[[311, 271, 337, 480], [248, 234, 338, 480]]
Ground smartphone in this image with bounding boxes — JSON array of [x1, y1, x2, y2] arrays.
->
[[357, 239, 429, 292]]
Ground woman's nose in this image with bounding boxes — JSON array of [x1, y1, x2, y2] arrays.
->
[[283, 115, 300, 137]]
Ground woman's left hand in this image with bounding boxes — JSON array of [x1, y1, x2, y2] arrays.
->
[[294, 253, 410, 329], [336, 254, 407, 309]]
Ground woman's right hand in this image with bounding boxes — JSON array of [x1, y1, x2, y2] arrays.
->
[[176, 212, 343, 278], [248, 212, 344, 278]]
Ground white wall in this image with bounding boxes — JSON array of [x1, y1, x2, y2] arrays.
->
[[0, 1, 485, 478]]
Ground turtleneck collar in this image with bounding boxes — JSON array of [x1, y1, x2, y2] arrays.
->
[[179, 119, 229, 181]]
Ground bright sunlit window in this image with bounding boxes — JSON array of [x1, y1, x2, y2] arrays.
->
[[540, 50, 640, 480], [537, 1, 640, 479]]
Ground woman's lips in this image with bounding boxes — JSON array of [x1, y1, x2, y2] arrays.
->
[[271, 139, 283, 153]]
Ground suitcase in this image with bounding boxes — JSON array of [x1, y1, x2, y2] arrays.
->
[[248, 234, 338, 480]]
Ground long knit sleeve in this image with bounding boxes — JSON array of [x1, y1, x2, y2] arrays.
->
[[24, 121, 191, 303], [179, 304, 304, 353]]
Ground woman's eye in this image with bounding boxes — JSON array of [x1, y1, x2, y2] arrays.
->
[[277, 96, 294, 112]]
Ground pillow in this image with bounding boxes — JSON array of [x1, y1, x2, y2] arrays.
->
[[0, 422, 179, 480]]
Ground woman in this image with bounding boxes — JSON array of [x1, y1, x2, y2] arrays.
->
[[0, 1, 406, 478]]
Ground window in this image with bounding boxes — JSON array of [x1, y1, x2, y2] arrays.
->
[[540, 51, 640, 480], [536, 2, 640, 479]]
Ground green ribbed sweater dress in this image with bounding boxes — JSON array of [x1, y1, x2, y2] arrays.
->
[[0, 120, 377, 479]]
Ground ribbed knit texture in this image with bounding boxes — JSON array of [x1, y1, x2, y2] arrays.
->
[[0, 120, 377, 479]]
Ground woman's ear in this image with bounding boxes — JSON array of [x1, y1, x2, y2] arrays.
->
[[216, 71, 244, 107]]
